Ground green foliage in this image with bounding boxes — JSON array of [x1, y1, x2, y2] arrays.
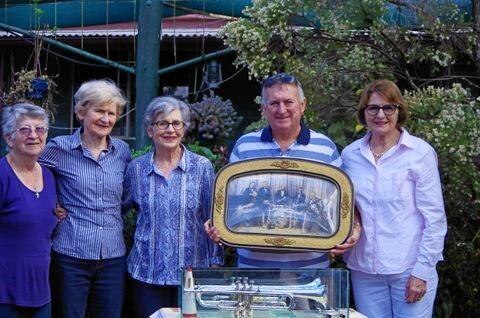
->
[[405, 84, 480, 317], [187, 142, 218, 161], [187, 142, 229, 172], [221, 0, 473, 145], [130, 145, 152, 158], [226, 0, 480, 311]]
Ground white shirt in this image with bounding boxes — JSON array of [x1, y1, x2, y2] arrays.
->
[[341, 129, 447, 281]]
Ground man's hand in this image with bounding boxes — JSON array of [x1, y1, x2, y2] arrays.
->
[[405, 275, 427, 303], [204, 219, 221, 243], [55, 203, 68, 222], [330, 221, 360, 256]]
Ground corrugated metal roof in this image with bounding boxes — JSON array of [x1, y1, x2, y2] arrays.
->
[[0, 14, 234, 38]]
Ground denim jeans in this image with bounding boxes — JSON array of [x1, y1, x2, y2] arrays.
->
[[50, 251, 126, 318], [0, 303, 50, 318], [351, 269, 438, 318]]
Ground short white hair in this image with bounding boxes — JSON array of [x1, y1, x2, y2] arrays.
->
[[74, 79, 127, 121]]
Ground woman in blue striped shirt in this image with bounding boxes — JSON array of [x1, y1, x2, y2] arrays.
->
[[124, 96, 223, 318], [39, 79, 131, 318]]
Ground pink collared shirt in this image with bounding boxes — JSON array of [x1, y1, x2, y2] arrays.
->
[[341, 129, 447, 281]]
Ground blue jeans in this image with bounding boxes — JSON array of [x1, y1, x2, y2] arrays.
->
[[351, 269, 438, 318], [129, 276, 179, 318], [0, 303, 50, 318], [50, 251, 126, 318]]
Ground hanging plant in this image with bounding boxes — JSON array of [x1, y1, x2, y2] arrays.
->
[[5, 69, 58, 116], [3, 0, 58, 116]]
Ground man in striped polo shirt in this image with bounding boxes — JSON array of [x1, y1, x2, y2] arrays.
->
[[207, 73, 361, 269]]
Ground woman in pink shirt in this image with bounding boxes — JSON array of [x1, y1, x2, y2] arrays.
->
[[341, 79, 447, 318]]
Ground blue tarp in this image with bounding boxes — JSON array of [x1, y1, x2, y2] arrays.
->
[[0, 0, 473, 30]]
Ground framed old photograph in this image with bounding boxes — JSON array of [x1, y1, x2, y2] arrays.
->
[[211, 158, 354, 251]]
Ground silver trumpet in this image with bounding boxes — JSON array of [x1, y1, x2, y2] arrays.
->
[[183, 276, 328, 317]]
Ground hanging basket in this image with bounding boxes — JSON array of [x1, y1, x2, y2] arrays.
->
[[5, 69, 57, 116], [27, 78, 49, 99]]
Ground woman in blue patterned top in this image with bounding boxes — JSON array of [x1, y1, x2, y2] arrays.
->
[[124, 96, 223, 318], [0, 104, 57, 318], [39, 79, 131, 318]]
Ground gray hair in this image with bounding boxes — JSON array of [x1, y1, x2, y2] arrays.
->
[[261, 73, 305, 105], [2, 103, 49, 135], [74, 79, 127, 121], [143, 96, 191, 130]]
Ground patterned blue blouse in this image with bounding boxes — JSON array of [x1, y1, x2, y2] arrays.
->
[[125, 147, 223, 285]]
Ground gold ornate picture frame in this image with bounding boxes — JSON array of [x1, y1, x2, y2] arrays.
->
[[212, 158, 354, 251]]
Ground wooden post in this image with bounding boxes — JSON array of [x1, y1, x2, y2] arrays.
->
[[135, 0, 162, 149]]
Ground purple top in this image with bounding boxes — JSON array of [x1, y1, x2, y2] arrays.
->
[[0, 156, 57, 307]]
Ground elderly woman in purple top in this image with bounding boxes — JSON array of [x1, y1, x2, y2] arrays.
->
[[39, 79, 131, 318], [124, 96, 223, 318], [0, 103, 57, 318]]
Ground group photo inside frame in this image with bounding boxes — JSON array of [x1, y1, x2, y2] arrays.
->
[[212, 158, 354, 251], [227, 173, 339, 237]]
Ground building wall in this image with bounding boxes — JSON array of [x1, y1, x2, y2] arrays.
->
[[0, 36, 260, 152]]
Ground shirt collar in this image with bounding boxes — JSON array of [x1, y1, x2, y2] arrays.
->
[[397, 128, 415, 149], [260, 120, 311, 145], [70, 127, 114, 152], [70, 127, 83, 150], [148, 144, 188, 175], [359, 127, 413, 151]]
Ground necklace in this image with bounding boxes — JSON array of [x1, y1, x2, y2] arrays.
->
[[370, 136, 399, 159], [7, 155, 41, 199], [371, 149, 387, 158], [33, 184, 40, 199]]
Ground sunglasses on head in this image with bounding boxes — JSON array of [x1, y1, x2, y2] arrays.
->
[[262, 73, 298, 88]]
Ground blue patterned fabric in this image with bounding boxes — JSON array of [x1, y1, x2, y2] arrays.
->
[[125, 147, 222, 285], [39, 128, 131, 260]]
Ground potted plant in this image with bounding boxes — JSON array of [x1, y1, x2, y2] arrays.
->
[[3, 0, 57, 115], [5, 69, 57, 115]]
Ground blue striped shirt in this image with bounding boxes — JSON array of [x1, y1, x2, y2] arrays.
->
[[230, 124, 342, 269], [125, 148, 223, 285], [39, 128, 131, 260]]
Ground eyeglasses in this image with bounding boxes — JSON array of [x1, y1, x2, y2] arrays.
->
[[151, 120, 185, 130], [262, 73, 298, 88], [13, 125, 48, 136], [364, 104, 399, 116]]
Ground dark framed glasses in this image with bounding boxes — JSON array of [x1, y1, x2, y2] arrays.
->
[[262, 73, 298, 88], [364, 104, 398, 116], [151, 120, 185, 130], [14, 125, 48, 136]]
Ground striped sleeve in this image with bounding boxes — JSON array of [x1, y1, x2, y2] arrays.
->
[[39, 139, 61, 169]]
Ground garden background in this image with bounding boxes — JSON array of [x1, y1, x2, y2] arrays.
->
[[2, 0, 478, 316], [141, 1, 479, 316]]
